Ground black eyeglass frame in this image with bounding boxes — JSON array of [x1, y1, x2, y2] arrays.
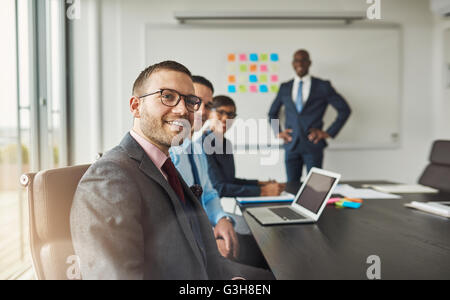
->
[[138, 88, 202, 112], [211, 108, 238, 119]]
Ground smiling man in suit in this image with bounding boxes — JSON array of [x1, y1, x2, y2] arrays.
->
[[268, 49, 351, 183], [70, 60, 273, 280]]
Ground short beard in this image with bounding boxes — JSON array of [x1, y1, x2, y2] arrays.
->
[[139, 106, 190, 149]]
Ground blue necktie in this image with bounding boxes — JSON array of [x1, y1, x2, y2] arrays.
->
[[296, 80, 303, 113], [188, 144, 201, 186]]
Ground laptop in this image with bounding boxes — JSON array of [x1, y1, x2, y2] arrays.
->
[[247, 168, 341, 225]]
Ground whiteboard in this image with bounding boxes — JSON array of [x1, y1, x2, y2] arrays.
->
[[145, 23, 402, 149]]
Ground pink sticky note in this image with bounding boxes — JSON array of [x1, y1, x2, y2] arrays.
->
[[239, 54, 247, 61], [260, 64, 268, 72], [270, 75, 279, 82], [327, 197, 342, 205], [249, 85, 258, 93]]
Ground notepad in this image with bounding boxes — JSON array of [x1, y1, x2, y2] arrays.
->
[[333, 184, 401, 199], [362, 184, 439, 194], [236, 193, 295, 204], [405, 201, 450, 218]]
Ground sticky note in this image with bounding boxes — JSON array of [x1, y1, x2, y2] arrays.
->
[[249, 85, 258, 93], [239, 54, 247, 61], [240, 64, 248, 72], [260, 54, 268, 61], [227, 54, 236, 62], [259, 74, 268, 83], [249, 53, 258, 62], [260, 64, 268, 72], [228, 85, 237, 93], [259, 85, 268, 93], [270, 53, 279, 62], [227, 64, 237, 73], [249, 75, 258, 83], [238, 75, 247, 84], [250, 64, 257, 72], [270, 75, 279, 82], [270, 64, 279, 72], [270, 85, 279, 93], [228, 75, 236, 83], [239, 85, 247, 93]]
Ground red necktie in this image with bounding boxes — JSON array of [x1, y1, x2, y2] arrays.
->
[[162, 158, 185, 204]]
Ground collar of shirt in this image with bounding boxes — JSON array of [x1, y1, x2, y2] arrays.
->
[[294, 73, 311, 83], [129, 130, 169, 180]]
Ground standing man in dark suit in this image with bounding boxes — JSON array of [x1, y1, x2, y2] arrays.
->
[[268, 49, 351, 183], [70, 61, 273, 280]]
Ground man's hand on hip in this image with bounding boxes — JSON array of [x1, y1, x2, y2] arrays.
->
[[308, 128, 330, 144], [278, 129, 293, 144]]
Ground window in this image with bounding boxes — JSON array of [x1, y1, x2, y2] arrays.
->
[[0, 0, 68, 279]]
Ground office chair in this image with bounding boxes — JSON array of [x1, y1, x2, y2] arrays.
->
[[20, 164, 90, 280], [418, 140, 450, 193]]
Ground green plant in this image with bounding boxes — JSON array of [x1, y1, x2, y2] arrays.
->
[[0, 143, 30, 165]]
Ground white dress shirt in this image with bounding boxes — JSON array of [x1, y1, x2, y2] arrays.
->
[[292, 74, 312, 106]]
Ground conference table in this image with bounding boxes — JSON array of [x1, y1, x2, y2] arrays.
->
[[239, 181, 450, 280]]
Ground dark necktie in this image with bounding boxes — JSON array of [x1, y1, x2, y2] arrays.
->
[[162, 158, 185, 204]]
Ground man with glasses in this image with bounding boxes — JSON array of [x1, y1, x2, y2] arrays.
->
[[70, 61, 273, 279], [203, 95, 284, 198], [169, 76, 242, 262]]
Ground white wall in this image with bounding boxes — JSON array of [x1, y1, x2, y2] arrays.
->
[[69, 0, 444, 184]]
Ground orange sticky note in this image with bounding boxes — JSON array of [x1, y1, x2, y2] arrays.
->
[[228, 75, 236, 83], [250, 64, 257, 72], [228, 54, 236, 62]]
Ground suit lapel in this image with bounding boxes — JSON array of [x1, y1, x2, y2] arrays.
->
[[302, 77, 317, 111], [120, 133, 207, 269]]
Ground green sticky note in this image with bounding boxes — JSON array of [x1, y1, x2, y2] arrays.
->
[[239, 85, 247, 93], [260, 74, 268, 83], [240, 64, 248, 72], [270, 85, 279, 93], [260, 54, 268, 61]]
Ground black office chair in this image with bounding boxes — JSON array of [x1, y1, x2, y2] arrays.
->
[[418, 140, 450, 193]]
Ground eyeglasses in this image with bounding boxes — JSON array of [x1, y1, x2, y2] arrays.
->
[[138, 89, 202, 112], [212, 108, 237, 119]]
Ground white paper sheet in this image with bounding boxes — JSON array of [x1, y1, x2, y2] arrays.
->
[[333, 184, 401, 199]]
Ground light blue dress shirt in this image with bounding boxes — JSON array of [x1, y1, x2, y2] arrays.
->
[[169, 138, 232, 226]]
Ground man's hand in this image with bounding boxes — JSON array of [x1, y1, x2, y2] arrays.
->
[[260, 182, 283, 196], [278, 129, 293, 144], [214, 217, 239, 260], [308, 128, 330, 144]]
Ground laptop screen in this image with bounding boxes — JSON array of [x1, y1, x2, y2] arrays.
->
[[295, 172, 337, 214]]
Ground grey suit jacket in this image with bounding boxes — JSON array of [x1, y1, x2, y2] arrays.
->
[[70, 133, 272, 280]]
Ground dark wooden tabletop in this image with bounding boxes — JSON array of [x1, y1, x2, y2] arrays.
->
[[241, 181, 450, 280]]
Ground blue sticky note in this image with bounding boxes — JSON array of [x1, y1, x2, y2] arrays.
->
[[249, 53, 258, 62], [270, 53, 279, 62], [228, 85, 237, 93], [249, 75, 258, 83], [259, 85, 268, 93]]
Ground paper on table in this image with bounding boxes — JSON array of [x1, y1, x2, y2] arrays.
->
[[362, 184, 438, 194], [334, 184, 401, 199], [236, 192, 295, 204]]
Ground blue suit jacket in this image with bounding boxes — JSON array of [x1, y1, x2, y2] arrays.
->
[[268, 77, 351, 154], [201, 131, 261, 198]]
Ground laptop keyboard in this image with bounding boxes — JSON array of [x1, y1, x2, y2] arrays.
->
[[269, 207, 306, 220]]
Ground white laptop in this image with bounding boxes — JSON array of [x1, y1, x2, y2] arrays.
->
[[247, 168, 341, 225]]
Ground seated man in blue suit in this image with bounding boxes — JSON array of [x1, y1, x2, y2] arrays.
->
[[202, 95, 284, 198], [268, 49, 351, 183], [170, 76, 269, 269]]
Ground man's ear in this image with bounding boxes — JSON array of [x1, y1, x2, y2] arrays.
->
[[130, 96, 141, 118]]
